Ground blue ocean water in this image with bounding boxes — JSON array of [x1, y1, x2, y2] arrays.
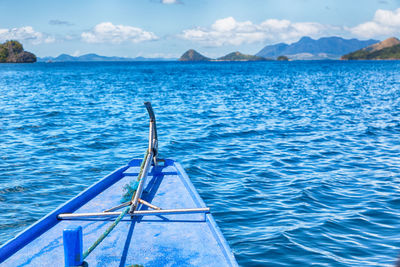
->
[[0, 61, 400, 266]]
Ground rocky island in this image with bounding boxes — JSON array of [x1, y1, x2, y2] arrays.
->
[[179, 49, 211, 61], [341, 37, 400, 60], [277, 55, 289, 61], [0, 40, 36, 63], [179, 49, 270, 62], [216, 51, 269, 61]]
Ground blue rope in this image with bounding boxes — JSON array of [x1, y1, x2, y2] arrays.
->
[[82, 150, 150, 260], [122, 149, 149, 203], [121, 181, 139, 203], [82, 206, 130, 259]]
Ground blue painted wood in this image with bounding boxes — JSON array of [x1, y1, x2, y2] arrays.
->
[[0, 159, 238, 266], [0, 165, 128, 263], [63, 226, 83, 266]]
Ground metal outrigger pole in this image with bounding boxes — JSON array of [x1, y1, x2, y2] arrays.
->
[[60, 102, 209, 266], [129, 102, 158, 214], [59, 102, 209, 220]]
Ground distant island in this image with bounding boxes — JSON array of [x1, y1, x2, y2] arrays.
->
[[0, 40, 36, 63], [341, 37, 400, 60], [256, 36, 379, 60], [216, 52, 269, 61], [179, 36, 383, 62], [38, 53, 177, 62], [277, 56, 289, 61], [179, 49, 211, 61], [9, 35, 400, 63], [179, 50, 272, 62]]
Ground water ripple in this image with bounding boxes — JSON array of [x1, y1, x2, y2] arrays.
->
[[0, 61, 400, 266]]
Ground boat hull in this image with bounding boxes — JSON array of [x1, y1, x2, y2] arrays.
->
[[0, 159, 237, 266]]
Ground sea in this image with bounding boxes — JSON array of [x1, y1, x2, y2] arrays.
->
[[0, 61, 400, 266]]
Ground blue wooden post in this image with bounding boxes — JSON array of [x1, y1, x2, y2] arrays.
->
[[63, 226, 83, 266]]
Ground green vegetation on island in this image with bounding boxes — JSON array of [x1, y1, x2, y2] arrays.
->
[[179, 49, 210, 61], [179, 49, 271, 62], [180, 37, 400, 62], [341, 37, 400, 60], [216, 51, 268, 61], [0, 40, 36, 63]]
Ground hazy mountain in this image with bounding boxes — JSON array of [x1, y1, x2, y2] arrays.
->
[[341, 37, 400, 60], [179, 49, 211, 61], [256, 36, 379, 60], [38, 53, 176, 62]]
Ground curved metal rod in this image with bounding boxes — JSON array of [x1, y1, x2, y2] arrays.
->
[[129, 102, 159, 214], [144, 101, 158, 161], [130, 152, 153, 213], [144, 102, 156, 124]]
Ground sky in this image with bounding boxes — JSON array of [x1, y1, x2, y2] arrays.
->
[[0, 0, 400, 58]]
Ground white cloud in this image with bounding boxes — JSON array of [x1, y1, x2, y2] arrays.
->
[[44, 36, 55, 43], [0, 26, 54, 45], [81, 22, 158, 44], [182, 8, 400, 46], [181, 17, 330, 46], [350, 8, 400, 38]]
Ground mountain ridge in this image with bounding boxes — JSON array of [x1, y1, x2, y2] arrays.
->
[[341, 37, 400, 60], [256, 36, 379, 60], [364, 37, 400, 52], [38, 53, 177, 62]]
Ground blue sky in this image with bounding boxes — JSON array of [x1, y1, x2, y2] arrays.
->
[[1, 0, 399, 58]]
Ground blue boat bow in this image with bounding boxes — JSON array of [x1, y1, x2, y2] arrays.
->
[[0, 103, 238, 266]]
